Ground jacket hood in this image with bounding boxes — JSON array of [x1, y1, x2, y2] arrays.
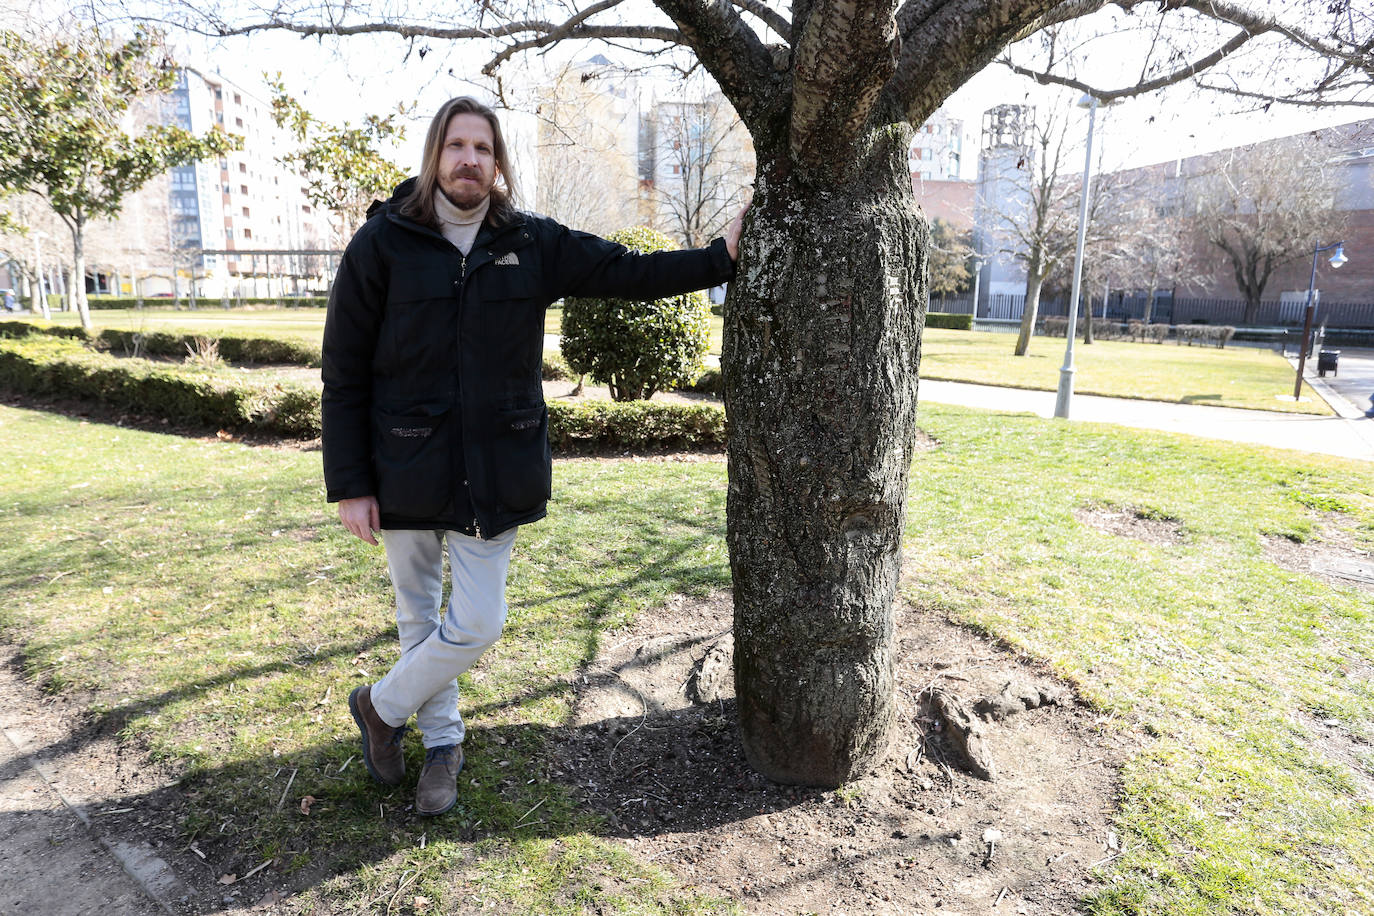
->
[[365, 177, 419, 221]]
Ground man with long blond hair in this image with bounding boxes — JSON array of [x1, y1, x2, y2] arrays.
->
[[322, 96, 742, 815]]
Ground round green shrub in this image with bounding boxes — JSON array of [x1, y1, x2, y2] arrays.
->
[[560, 226, 710, 401]]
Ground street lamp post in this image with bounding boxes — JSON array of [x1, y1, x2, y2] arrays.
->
[[1292, 241, 1347, 401], [1054, 93, 1114, 419]]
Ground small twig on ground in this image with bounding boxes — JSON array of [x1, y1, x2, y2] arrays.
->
[[95, 807, 135, 816], [386, 869, 419, 916], [240, 859, 272, 882], [513, 797, 547, 829], [276, 768, 298, 811], [994, 886, 1009, 906], [1070, 756, 1105, 769], [1089, 850, 1125, 869], [646, 843, 703, 862], [608, 687, 649, 766], [338, 754, 354, 774]]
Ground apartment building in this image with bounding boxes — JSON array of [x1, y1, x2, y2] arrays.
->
[[93, 67, 330, 299]]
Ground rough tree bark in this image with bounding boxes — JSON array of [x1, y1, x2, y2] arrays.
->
[[724, 125, 927, 784], [182, 0, 1373, 789]]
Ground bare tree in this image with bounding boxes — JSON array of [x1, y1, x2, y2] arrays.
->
[[119, 0, 1374, 787], [985, 106, 1124, 354], [649, 86, 755, 248], [533, 62, 642, 236], [1108, 182, 1207, 325], [1186, 135, 1347, 323]]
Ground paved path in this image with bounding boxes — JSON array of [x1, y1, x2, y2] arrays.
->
[[548, 333, 1374, 461], [917, 375, 1374, 462]]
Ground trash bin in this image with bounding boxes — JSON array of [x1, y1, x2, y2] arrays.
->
[[1318, 349, 1340, 377]]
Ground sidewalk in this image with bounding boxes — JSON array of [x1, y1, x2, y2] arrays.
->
[[917, 378, 1374, 461], [548, 334, 1374, 461]]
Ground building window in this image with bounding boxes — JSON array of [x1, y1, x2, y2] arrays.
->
[[239, 163, 247, 173], [243, 228, 252, 239], [233, 93, 241, 104], [242, 207, 250, 217], [302, 204, 311, 213], [240, 185, 248, 195]]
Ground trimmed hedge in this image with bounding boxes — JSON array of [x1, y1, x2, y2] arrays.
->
[[88, 296, 328, 309], [0, 321, 321, 365], [548, 399, 725, 451], [676, 367, 723, 396], [95, 329, 321, 365], [0, 320, 89, 341], [1174, 324, 1236, 348], [925, 312, 974, 330], [0, 334, 727, 450], [0, 336, 320, 437]]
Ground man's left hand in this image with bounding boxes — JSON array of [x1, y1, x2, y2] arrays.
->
[[725, 205, 747, 262]]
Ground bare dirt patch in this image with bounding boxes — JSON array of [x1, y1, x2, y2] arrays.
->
[[1075, 505, 1184, 547], [558, 593, 1133, 915], [1263, 517, 1374, 593]]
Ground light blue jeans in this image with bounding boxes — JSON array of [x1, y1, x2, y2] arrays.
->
[[369, 527, 518, 748]]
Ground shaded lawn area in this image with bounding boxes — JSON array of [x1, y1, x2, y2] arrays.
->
[[1, 400, 1371, 912], [31, 312, 1325, 415]]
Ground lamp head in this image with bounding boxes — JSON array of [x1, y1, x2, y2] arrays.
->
[[1329, 244, 1348, 269]]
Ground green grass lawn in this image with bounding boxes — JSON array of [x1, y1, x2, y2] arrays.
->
[[918, 327, 1330, 415], [1, 402, 1370, 913], [33, 310, 1326, 414]]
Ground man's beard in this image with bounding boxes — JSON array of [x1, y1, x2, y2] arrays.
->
[[439, 172, 492, 211]]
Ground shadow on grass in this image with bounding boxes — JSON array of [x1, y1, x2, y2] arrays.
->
[[2, 639, 824, 914], [1180, 393, 1223, 404]]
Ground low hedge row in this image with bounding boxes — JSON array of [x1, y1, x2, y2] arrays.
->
[[0, 320, 88, 341], [1, 334, 727, 450], [0, 321, 322, 365], [1042, 317, 1236, 348], [96, 329, 322, 365], [548, 399, 725, 451], [1174, 324, 1237, 348], [925, 312, 974, 330], [88, 296, 329, 310], [0, 337, 320, 437]]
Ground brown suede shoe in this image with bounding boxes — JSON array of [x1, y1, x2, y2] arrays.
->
[[416, 744, 464, 816], [348, 684, 407, 786]]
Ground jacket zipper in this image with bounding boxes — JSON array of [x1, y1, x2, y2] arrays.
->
[[456, 251, 484, 540]]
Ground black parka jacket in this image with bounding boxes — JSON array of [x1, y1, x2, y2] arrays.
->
[[321, 180, 735, 537]]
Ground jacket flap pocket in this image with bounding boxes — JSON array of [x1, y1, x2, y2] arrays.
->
[[390, 267, 456, 304]]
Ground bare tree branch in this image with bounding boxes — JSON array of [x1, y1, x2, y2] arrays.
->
[[789, 0, 902, 173], [730, 0, 792, 42], [649, 0, 778, 128], [481, 0, 663, 75], [1005, 0, 1374, 107], [1004, 29, 1253, 101], [883, 0, 1059, 129]]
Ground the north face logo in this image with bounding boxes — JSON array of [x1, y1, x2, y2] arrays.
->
[[495, 252, 519, 266]]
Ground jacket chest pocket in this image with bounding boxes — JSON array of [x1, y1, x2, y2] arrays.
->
[[381, 269, 459, 374], [477, 269, 543, 367]]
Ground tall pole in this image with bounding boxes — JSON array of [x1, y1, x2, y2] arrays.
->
[[1054, 96, 1099, 419], [1292, 241, 1346, 400]]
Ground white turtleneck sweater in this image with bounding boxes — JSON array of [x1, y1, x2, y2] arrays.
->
[[433, 189, 489, 256]]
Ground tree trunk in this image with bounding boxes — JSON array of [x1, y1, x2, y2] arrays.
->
[[1013, 273, 1045, 356], [70, 218, 93, 332], [723, 127, 925, 787]]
